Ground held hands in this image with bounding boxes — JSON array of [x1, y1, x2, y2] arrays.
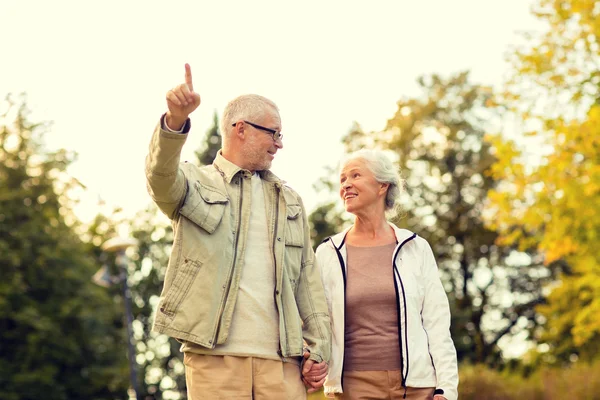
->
[[165, 63, 201, 131], [301, 350, 328, 394]]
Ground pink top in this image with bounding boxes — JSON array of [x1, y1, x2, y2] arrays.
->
[[344, 243, 401, 371]]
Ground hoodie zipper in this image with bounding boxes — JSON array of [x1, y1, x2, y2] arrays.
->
[[329, 235, 347, 388], [392, 233, 417, 398]]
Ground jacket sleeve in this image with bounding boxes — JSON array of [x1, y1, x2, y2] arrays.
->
[[145, 114, 191, 219], [420, 240, 459, 400], [295, 196, 332, 364]]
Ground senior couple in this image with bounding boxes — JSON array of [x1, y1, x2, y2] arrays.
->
[[145, 64, 458, 400]]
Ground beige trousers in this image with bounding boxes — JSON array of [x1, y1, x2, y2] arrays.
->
[[340, 370, 435, 400], [184, 353, 306, 400]]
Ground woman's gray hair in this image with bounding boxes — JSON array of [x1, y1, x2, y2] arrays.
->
[[341, 149, 404, 216], [221, 94, 279, 137]]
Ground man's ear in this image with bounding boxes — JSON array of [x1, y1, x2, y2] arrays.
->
[[233, 121, 245, 139]]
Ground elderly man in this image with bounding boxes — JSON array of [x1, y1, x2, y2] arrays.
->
[[145, 64, 331, 399]]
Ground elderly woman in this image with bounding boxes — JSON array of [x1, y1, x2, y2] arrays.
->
[[315, 149, 458, 400]]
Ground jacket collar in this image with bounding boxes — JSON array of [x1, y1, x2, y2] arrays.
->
[[213, 151, 283, 185], [328, 222, 416, 249]]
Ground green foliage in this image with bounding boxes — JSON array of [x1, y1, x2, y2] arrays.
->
[[308, 201, 349, 248], [0, 94, 129, 399], [195, 110, 221, 166], [128, 205, 186, 399], [489, 0, 600, 363]]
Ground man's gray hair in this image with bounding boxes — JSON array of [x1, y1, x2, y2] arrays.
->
[[221, 94, 279, 137], [341, 149, 404, 216]]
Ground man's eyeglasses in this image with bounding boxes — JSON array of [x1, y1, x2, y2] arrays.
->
[[232, 120, 283, 142]]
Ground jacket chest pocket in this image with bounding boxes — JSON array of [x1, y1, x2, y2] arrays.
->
[[179, 181, 229, 233], [283, 204, 304, 283], [284, 204, 304, 247]]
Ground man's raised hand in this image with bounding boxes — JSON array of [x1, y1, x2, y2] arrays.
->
[[165, 63, 201, 130]]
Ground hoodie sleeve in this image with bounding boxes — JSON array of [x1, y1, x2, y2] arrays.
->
[[315, 243, 344, 397], [420, 240, 459, 400]]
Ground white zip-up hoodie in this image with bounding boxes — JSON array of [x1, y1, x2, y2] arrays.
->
[[315, 223, 458, 400]]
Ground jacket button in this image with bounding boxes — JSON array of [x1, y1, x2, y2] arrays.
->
[[277, 237, 281, 242], [208, 340, 212, 344], [275, 290, 280, 295], [184, 259, 188, 263]]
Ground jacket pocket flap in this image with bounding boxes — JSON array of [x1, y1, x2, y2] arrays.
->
[[286, 204, 302, 220], [180, 181, 228, 234], [285, 204, 304, 247], [197, 183, 228, 204]]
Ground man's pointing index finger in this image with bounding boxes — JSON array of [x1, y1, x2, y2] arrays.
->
[[185, 63, 193, 92]]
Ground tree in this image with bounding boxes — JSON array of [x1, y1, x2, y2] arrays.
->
[[309, 201, 349, 247], [488, 0, 600, 364], [0, 94, 129, 399], [195, 110, 221, 166], [127, 206, 186, 400]]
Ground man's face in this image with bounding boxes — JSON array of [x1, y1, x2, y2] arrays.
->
[[241, 108, 283, 171]]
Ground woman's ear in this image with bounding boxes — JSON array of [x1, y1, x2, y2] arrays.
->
[[379, 183, 390, 195]]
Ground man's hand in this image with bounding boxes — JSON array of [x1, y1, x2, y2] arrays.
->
[[301, 351, 328, 393], [165, 63, 201, 130]]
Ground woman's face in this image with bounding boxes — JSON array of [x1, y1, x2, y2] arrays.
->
[[339, 159, 387, 215]]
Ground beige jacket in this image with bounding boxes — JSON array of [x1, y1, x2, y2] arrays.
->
[[145, 117, 331, 363]]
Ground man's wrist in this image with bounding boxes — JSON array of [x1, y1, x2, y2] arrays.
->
[[165, 113, 188, 132]]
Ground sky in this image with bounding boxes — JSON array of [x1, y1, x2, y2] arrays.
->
[[1, 0, 540, 226]]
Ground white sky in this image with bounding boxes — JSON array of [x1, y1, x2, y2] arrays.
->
[[1, 0, 540, 225]]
